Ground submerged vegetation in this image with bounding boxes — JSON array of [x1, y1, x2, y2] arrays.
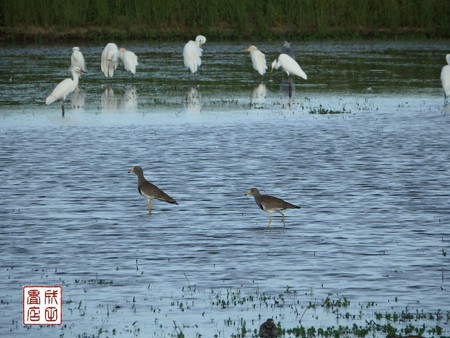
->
[[58, 280, 449, 337], [1, 0, 450, 42]]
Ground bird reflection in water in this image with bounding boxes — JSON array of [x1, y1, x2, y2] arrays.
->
[[70, 87, 85, 110], [120, 85, 138, 110], [101, 86, 118, 111], [280, 77, 295, 99], [184, 87, 201, 113], [251, 83, 267, 108]]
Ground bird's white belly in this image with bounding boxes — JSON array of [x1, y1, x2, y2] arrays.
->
[[139, 190, 153, 200]]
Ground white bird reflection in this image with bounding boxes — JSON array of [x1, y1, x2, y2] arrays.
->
[[101, 86, 139, 111], [184, 87, 201, 113], [70, 87, 85, 110], [119, 85, 138, 110], [251, 83, 267, 108], [101, 86, 118, 111]]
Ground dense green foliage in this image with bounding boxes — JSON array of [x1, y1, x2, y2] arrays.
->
[[1, 0, 450, 41]]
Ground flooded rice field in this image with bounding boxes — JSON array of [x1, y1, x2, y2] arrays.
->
[[0, 40, 449, 337]]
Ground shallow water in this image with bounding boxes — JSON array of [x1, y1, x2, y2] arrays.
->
[[0, 40, 449, 337]]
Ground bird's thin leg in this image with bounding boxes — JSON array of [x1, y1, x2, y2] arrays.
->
[[278, 211, 286, 225], [268, 214, 272, 227], [288, 79, 292, 98], [61, 101, 65, 117], [147, 200, 152, 213]]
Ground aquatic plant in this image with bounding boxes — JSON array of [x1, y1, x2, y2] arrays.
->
[[309, 105, 351, 114]]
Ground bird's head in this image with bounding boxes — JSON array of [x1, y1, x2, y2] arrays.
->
[[270, 59, 278, 72], [245, 188, 260, 197], [195, 35, 207, 46], [71, 66, 86, 75], [128, 166, 143, 175], [244, 45, 257, 53]]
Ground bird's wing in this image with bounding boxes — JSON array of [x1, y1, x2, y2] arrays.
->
[[441, 65, 450, 96], [101, 45, 119, 77], [72, 51, 86, 71], [155, 188, 178, 204], [122, 51, 138, 73], [105, 45, 119, 61], [128, 51, 138, 65], [79, 54, 86, 71], [101, 49, 108, 76], [141, 181, 177, 204], [260, 194, 299, 210], [46, 78, 73, 105], [183, 41, 202, 72], [280, 54, 307, 79], [251, 51, 267, 75]]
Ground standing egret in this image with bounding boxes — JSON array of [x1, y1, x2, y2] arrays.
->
[[46, 66, 85, 116], [183, 35, 206, 74], [71, 47, 86, 75], [244, 45, 267, 76], [441, 54, 450, 103], [101, 43, 119, 78], [271, 54, 307, 80], [119, 48, 138, 76]]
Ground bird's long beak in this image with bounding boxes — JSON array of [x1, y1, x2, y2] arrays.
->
[[245, 190, 251, 196], [81, 70, 87, 74], [128, 169, 135, 173]]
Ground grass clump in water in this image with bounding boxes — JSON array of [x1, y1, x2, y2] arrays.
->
[[309, 104, 351, 115]]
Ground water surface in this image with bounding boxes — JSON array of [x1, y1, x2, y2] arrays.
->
[[0, 40, 449, 337]]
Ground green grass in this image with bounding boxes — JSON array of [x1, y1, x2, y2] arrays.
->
[[1, 0, 450, 42]]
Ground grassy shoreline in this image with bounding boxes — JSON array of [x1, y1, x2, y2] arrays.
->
[[0, 24, 445, 44], [1, 0, 450, 43]]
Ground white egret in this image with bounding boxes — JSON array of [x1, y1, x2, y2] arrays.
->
[[440, 54, 450, 102], [244, 45, 267, 76], [183, 35, 206, 74], [101, 43, 119, 78], [119, 48, 138, 76], [46, 66, 84, 116], [71, 47, 86, 75], [271, 53, 307, 80]]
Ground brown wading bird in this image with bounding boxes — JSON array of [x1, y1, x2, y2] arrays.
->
[[245, 188, 300, 227], [129, 166, 178, 213], [259, 318, 278, 338]]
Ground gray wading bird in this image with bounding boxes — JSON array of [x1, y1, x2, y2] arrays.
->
[[245, 188, 300, 227], [129, 166, 178, 213]]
